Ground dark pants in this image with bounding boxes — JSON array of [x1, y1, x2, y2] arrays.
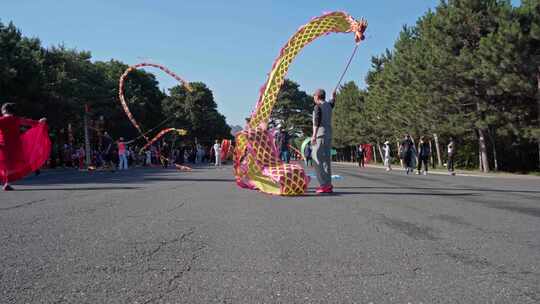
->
[[448, 155, 454, 172], [404, 152, 413, 169], [417, 156, 429, 172], [358, 154, 364, 167], [280, 150, 290, 164]]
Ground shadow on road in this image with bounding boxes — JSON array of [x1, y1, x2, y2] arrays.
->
[[332, 191, 479, 197], [143, 178, 235, 182], [15, 168, 230, 186], [16, 186, 143, 191], [336, 186, 540, 194]]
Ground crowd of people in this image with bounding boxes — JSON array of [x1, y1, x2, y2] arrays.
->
[[1, 94, 457, 195], [51, 134, 226, 172], [0, 100, 229, 190], [356, 135, 457, 176]]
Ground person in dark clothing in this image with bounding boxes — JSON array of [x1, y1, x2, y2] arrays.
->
[[304, 143, 313, 167], [417, 136, 430, 175], [101, 132, 115, 172], [174, 146, 185, 165], [357, 144, 365, 168], [63, 144, 73, 168], [400, 134, 414, 174], [161, 142, 170, 168], [279, 129, 290, 164]]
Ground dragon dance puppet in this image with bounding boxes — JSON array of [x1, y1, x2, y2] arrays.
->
[[118, 62, 191, 157], [234, 12, 367, 196]]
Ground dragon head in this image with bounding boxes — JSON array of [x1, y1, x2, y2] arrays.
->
[[348, 17, 368, 44]]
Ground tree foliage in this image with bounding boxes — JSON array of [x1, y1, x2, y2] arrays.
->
[[270, 79, 313, 136], [332, 0, 540, 172], [163, 82, 231, 142], [0, 19, 231, 148], [332, 81, 364, 148]]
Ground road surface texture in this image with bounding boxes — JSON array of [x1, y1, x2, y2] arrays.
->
[[1, 164, 539, 303]]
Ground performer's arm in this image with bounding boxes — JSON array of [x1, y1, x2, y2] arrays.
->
[[329, 90, 337, 108], [19, 117, 39, 127], [311, 105, 321, 144], [19, 117, 46, 127], [0, 116, 8, 129]]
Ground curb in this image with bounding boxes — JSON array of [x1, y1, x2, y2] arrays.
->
[[334, 162, 540, 180]]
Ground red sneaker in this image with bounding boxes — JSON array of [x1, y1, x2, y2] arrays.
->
[[316, 185, 333, 194]]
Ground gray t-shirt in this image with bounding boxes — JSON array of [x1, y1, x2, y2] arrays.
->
[[313, 101, 334, 138]]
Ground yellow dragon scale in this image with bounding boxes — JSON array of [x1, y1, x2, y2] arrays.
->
[[250, 12, 356, 128]]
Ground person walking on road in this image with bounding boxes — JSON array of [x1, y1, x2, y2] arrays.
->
[[195, 143, 204, 164], [102, 132, 115, 172], [311, 89, 336, 194], [357, 144, 365, 168], [161, 142, 171, 168], [400, 134, 414, 175], [117, 137, 132, 170], [77, 145, 85, 170], [417, 136, 430, 175], [144, 149, 151, 166], [383, 141, 392, 171], [213, 140, 221, 167], [447, 137, 456, 175], [279, 129, 291, 164], [304, 143, 313, 167]]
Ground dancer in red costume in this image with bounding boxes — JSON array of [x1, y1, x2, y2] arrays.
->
[[0, 103, 50, 191]]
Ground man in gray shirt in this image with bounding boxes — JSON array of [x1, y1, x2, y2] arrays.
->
[[311, 89, 336, 194]]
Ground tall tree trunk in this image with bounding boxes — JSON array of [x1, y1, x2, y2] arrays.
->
[[84, 110, 91, 168], [377, 140, 384, 161], [372, 144, 377, 163], [433, 133, 442, 168], [397, 141, 403, 168], [537, 69, 540, 169], [476, 101, 490, 173], [488, 127, 498, 171], [479, 150, 483, 171], [478, 128, 490, 173], [492, 142, 499, 171]]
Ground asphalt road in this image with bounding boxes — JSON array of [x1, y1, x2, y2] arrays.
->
[[1, 163, 539, 303]]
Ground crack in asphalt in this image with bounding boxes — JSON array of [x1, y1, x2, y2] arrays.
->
[[438, 250, 494, 268], [140, 231, 208, 304], [166, 201, 186, 213], [145, 228, 195, 260], [0, 199, 46, 211], [126, 201, 186, 219]]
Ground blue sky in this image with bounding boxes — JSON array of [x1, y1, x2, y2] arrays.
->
[[2, 0, 521, 126]]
